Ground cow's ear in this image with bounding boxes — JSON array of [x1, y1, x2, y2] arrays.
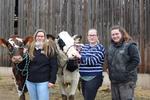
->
[[72, 35, 82, 40], [72, 35, 82, 43], [23, 36, 33, 45], [0, 38, 8, 47], [46, 34, 55, 41]]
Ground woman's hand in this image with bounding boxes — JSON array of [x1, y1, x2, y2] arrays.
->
[[48, 82, 55, 88]]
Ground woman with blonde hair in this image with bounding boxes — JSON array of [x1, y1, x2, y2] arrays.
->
[[26, 29, 58, 100]]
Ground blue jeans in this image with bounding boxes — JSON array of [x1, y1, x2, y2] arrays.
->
[[26, 80, 49, 100], [81, 75, 103, 100]]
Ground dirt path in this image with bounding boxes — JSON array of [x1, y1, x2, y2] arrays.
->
[[0, 67, 150, 100]]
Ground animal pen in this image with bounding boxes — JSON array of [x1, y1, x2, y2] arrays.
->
[[0, 0, 149, 74]]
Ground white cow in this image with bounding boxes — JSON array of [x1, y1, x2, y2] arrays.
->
[[55, 31, 82, 100]]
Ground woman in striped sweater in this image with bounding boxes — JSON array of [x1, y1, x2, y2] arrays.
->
[[75, 29, 105, 100]]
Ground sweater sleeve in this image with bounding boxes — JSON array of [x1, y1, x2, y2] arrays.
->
[[49, 54, 58, 84], [127, 43, 140, 72]]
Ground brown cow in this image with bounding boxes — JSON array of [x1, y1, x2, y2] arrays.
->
[[0, 35, 33, 100]]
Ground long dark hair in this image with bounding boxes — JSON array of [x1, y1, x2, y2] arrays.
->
[[110, 25, 132, 42]]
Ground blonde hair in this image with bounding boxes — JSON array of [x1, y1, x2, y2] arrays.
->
[[29, 29, 56, 60]]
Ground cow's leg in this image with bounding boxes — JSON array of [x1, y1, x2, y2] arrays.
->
[[62, 94, 68, 100], [12, 68, 26, 100], [69, 95, 74, 100], [60, 83, 68, 100], [57, 74, 68, 100], [19, 93, 25, 100], [69, 70, 80, 100]]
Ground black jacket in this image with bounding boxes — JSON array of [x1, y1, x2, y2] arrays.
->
[[27, 49, 58, 84], [107, 42, 140, 83]]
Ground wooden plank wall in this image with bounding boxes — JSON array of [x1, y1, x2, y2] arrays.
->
[[18, 0, 83, 37], [0, 0, 15, 66], [143, 0, 150, 73], [0, 0, 150, 73]]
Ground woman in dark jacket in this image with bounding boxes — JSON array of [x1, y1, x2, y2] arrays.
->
[[26, 29, 58, 100], [107, 25, 140, 100]]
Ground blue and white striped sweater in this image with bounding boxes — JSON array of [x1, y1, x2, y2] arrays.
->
[[79, 44, 105, 76]]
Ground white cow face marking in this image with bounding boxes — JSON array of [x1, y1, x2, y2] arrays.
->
[[8, 37, 25, 63], [57, 31, 79, 59]]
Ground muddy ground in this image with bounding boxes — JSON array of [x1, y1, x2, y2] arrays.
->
[[0, 67, 150, 100]]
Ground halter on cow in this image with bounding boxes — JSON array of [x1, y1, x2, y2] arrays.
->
[[55, 31, 82, 100], [0, 35, 33, 100]]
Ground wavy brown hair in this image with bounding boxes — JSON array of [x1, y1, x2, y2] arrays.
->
[[29, 29, 56, 60], [110, 25, 132, 42]]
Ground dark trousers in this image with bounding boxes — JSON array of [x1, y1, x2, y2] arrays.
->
[[81, 75, 103, 100], [111, 81, 136, 100]]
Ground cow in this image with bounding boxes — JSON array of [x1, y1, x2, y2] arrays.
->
[[47, 31, 83, 100], [0, 35, 33, 100]]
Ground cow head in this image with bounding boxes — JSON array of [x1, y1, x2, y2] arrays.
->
[[56, 31, 82, 59], [0, 35, 33, 64]]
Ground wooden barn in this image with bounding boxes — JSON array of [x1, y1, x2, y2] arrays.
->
[[0, 0, 150, 74]]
